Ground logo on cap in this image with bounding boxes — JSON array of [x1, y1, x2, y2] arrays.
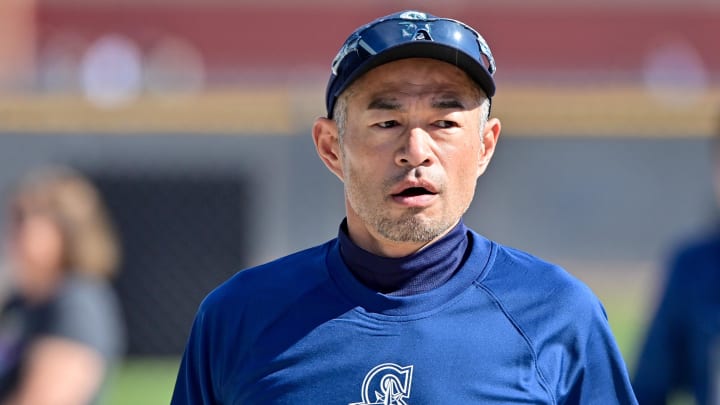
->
[[399, 11, 427, 20]]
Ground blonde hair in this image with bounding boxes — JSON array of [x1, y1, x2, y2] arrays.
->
[[11, 167, 120, 278]]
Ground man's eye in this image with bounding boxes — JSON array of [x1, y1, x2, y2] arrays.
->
[[376, 120, 399, 129], [435, 120, 458, 129]]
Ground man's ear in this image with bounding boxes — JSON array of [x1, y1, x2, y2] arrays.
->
[[477, 117, 501, 178], [312, 117, 344, 181]]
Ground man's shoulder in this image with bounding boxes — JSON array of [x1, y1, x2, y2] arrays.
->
[[670, 229, 720, 265], [199, 240, 336, 314], [662, 230, 720, 291], [482, 239, 585, 292], [474, 238, 609, 355], [476, 236, 602, 321]]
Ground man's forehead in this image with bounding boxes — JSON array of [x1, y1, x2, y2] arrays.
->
[[361, 58, 473, 84], [366, 88, 467, 102], [356, 83, 479, 108], [353, 61, 479, 97]]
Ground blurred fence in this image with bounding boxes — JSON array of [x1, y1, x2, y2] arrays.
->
[[93, 171, 251, 355]]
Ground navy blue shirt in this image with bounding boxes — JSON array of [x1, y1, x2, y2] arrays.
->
[[633, 231, 720, 404], [172, 225, 637, 404]]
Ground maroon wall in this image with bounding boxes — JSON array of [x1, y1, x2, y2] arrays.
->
[[35, 4, 720, 80]]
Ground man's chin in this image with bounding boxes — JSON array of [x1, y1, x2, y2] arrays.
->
[[375, 216, 453, 244]]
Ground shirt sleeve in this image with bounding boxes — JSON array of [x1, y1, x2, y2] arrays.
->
[[485, 249, 639, 405], [171, 302, 219, 405], [47, 279, 124, 361], [562, 299, 639, 404]]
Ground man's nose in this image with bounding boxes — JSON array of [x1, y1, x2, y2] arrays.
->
[[395, 127, 434, 168]]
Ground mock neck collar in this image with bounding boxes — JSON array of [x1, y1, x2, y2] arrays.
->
[[337, 219, 470, 296]]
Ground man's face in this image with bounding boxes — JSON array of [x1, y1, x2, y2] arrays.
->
[[314, 58, 500, 256]]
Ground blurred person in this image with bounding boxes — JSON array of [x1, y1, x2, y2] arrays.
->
[[172, 10, 637, 404], [0, 167, 125, 405], [633, 128, 720, 404]]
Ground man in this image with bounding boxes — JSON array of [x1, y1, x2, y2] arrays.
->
[[172, 10, 638, 404], [632, 134, 720, 404]]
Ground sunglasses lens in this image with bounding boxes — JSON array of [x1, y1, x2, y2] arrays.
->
[[337, 17, 494, 74]]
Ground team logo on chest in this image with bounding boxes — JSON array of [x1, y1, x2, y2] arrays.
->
[[349, 363, 414, 405]]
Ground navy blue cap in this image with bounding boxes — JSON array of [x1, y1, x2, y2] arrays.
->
[[326, 10, 496, 118]]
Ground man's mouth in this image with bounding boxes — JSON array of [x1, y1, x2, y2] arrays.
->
[[393, 187, 436, 197]]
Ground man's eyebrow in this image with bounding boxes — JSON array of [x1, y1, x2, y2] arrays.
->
[[367, 97, 402, 110], [431, 98, 466, 110], [365, 95, 469, 110]]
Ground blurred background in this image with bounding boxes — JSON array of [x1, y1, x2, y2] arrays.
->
[[0, 0, 718, 403]]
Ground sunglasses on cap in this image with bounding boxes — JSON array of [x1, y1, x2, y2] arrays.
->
[[325, 10, 497, 118]]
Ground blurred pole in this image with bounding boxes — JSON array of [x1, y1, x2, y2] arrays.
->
[[0, 0, 36, 92]]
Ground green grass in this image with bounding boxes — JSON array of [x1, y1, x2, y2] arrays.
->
[[104, 357, 180, 405], [601, 292, 646, 372]]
